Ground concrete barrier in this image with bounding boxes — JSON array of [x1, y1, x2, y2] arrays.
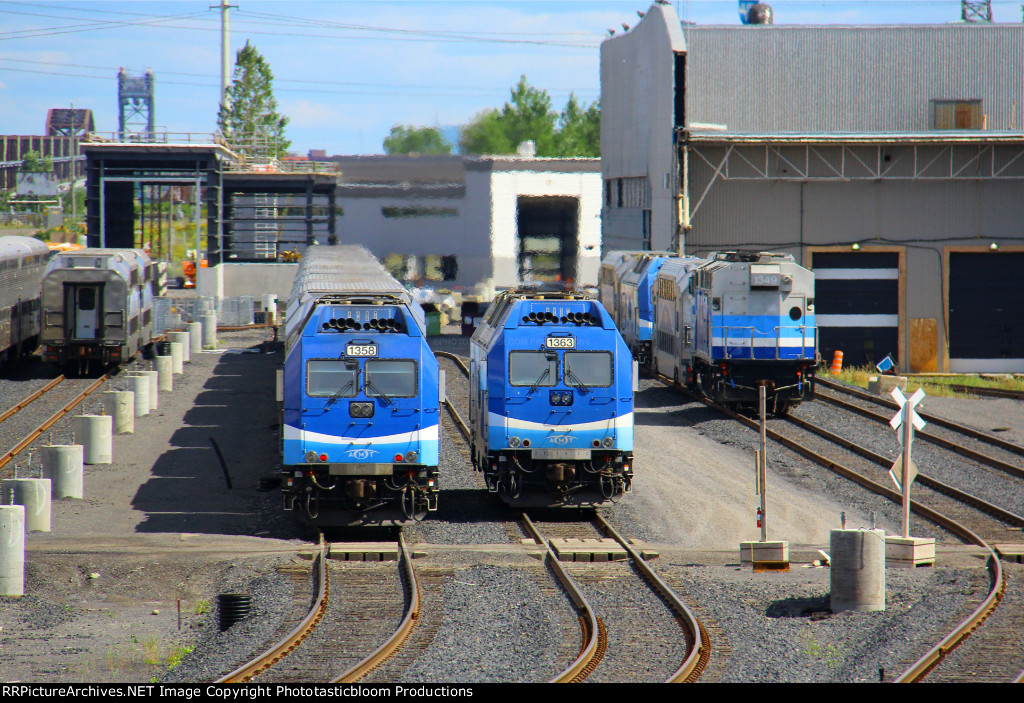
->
[[0, 506, 25, 596], [99, 390, 134, 434], [1, 478, 51, 532], [830, 529, 886, 612], [74, 414, 113, 464], [40, 445, 84, 499]]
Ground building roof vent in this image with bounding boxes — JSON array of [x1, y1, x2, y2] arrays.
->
[[517, 140, 536, 158]]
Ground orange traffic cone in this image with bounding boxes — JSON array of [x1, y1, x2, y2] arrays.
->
[[830, 351, 844, 374]]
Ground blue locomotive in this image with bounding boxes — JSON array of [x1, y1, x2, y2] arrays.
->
[[617, 252, 678, 366], [281, 245, 440, 526], [688, 251, 817, 412], [468, 289, 635, 506]]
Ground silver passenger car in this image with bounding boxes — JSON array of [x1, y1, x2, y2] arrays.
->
[[40, 248, 154, 372], [0, 235, 50, 363]]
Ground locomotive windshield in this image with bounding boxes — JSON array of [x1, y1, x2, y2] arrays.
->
[[365, 359, 417, 398], [565, 351, 613, 387], [509, 351, 558, 387], [306, 359, 358, 397]]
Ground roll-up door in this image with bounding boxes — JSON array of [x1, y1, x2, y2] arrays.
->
[[948, 252, 1024, 372], [812, 252, 899, 368]]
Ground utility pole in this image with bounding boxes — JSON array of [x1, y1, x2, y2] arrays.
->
[[218, 0, 235, 115]]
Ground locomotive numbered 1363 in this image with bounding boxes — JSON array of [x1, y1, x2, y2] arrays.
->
[[468, 289, 636, 507]]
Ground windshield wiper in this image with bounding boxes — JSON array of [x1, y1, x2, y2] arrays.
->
[[565, 367, 590, 394], [326, 379, 354, 407], [527, 367, 550, 396], [366, 379, 393, 406]]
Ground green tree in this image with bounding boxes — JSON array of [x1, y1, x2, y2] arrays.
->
[[217, 41, 291, 158], [458, 76, 599, 157], [383, 125, 453, 155], [21, 150, 54, 172], [554, 94, 600, 158]]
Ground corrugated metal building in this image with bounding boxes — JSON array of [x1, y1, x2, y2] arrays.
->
[[601, 3, 1024, 373]]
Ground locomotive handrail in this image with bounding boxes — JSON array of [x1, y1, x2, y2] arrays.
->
[[715, 324, 817, 360]]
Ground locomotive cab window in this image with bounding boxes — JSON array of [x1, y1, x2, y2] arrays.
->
[[564, 351, 613, 387], [509, 351, 558, 387], [366, 359, 417, 398], [307, 359, 359, 397]]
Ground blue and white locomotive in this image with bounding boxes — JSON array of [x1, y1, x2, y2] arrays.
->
[[281, 245, 440, 526], [468, 289, 635, 507], [617, 252, 677, 366], [688, 251, 816, 412]]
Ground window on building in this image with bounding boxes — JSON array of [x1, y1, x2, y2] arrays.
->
[[932, 100, 983, 130]]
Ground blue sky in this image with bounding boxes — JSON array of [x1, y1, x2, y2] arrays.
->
[[1, 1, 1020, 155]]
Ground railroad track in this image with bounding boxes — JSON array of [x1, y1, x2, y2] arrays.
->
[[815, 377, 1024, 469], [436, 349, 708, 683], [0, 373, 110, 477], [651, 371, 1024, 682], [217, 533, 420, 683]]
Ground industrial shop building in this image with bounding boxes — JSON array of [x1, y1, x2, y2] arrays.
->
[[601, 3, 1024, 373], [81, 143, 600, 300]]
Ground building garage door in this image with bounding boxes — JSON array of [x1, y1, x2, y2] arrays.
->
[[811, 252, 899, 369], [949, 252, 1024, 372]]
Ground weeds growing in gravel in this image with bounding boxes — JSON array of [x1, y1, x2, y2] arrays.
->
[[141, 635, 161, 665], [165, 645, 193, 670], [801, 629, 844, 669], [193, 600, 212, 616], [830, 365, 1024, 398]]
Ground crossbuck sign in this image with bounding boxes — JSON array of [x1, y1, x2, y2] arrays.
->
[[890, 387, 926, 539]]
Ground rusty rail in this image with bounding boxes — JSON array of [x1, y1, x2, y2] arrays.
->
[[521, 514, 606, 683], [216, 540, 328, 683], [653, 372, 1009, 684], [332, 532, 421, 682], [0, 376, 64, 424], [0, 375, 107, 472]]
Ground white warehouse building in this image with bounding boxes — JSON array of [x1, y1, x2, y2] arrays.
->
[[210, 155, 602, 300]]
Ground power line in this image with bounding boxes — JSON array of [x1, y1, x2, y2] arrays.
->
[[0, 64, 597, 100], [0, 57, 597, 97]]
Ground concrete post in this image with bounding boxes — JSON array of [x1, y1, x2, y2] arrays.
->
[[1, 478, 51, 532], [135, 369, 158, 410], [187, 321, 202, 355], [74, 415, 113, 464], [170, 342, 184, 374], [127, 374, 150, 417], [99, 390, 134, 434], [201, 312, 217, 348], [0, 506, 25, 596], [169, 331, 190, 363], [830, 529, 886, 613], [40, 445, 84, 499], [155, 355, 173, 391]]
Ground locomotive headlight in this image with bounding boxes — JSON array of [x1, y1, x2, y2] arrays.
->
[[602, 436, 615, 448], [304, 450, 318, 463], [404, 450, 418, 463], [509, 436, 521, 448]]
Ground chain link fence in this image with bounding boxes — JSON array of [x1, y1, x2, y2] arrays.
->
[[154, 295, 255, 334]]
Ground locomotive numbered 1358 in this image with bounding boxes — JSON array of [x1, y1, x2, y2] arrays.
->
[[280, 245, 440, 526]]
